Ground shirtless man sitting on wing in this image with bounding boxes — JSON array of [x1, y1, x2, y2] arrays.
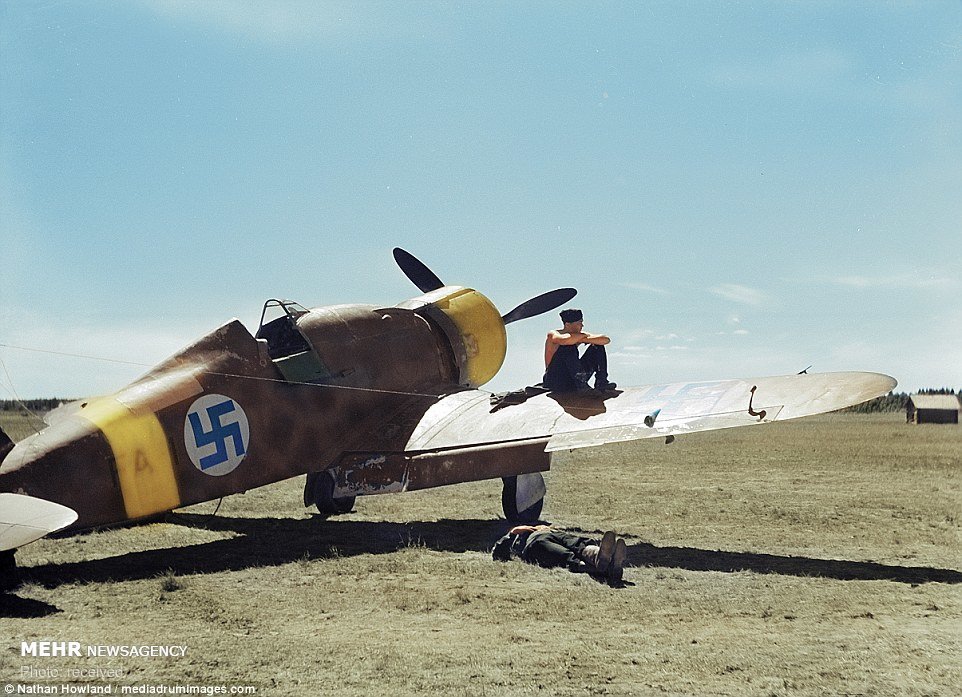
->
[[542, 308, 616, 392]]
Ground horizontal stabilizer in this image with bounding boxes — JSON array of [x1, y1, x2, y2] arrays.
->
[[0, 493, 78, 552]]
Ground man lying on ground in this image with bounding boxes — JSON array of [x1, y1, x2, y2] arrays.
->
[[492, 525, 627, 585]]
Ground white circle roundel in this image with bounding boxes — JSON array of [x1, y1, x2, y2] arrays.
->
[[184, 394, 250, 476]]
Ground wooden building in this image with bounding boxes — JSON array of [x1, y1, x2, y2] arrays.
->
[[907, 394, 960, 424]]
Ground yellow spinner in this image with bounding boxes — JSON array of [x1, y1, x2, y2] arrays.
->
[[404, 286, 507, 388]]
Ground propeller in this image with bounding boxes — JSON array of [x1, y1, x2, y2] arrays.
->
[[393, 247, 445, 293], [392, 247, 578, 324], [501, 287, 577, 325]]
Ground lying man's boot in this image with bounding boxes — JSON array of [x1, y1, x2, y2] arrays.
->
[[607, 538, 627, 585], [595, 531, 616, 573]]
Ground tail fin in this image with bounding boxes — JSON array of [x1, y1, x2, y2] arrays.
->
[[0, 493, 78, 552]]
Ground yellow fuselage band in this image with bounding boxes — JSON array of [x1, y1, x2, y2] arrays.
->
[[79, 398, 181, 519]]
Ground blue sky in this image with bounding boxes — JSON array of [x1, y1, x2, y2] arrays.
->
[[1, 1, 959, 398]]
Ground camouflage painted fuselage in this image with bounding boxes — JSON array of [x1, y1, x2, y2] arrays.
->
[[0, 289, 539, 530]]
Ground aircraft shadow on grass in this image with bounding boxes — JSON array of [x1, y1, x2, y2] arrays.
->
[[5, 514, 960, 615], [625, 541, 962, 585], [15, 513, 962, 588], [0, 593, 58, 619]]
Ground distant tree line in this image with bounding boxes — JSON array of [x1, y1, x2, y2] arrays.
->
[[842, 388, 959, 413], [843, 392, 909, 413], [0, 398, 71, 414]]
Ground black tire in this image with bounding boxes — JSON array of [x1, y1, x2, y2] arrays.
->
[[306, 471, 355, 516], [501, 476, 544, 523]]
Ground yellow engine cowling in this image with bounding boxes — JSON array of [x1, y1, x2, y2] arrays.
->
[[399, 286, 506, 387]]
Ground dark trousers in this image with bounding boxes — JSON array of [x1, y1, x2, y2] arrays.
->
[[543, 344, 610, 391], [520, 530, 595, 570]]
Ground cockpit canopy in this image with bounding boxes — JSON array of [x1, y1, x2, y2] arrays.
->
[[255, 299, 311, 360]]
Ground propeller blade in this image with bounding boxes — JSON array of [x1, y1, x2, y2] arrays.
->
[[501, 288, 578, 325], [393, 248, 445, 293]]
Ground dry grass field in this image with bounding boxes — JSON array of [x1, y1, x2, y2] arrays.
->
[[1, 411, 960, 696]]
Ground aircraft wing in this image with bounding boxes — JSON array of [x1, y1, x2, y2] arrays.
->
[[0, 493, 78, 552], [404, 371, 896, 454]]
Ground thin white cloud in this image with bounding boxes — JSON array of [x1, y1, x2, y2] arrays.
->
[[610, 346, 652, 364], [833, 273, 958, 290], [622, 328, 657, 343], [143, 1, 341, 40], [710, 284, 769, 306], [710, 48, 850, 91], [140, 1, 439, 44]]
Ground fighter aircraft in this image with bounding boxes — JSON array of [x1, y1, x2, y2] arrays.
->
[[0, 248, 895, 576]]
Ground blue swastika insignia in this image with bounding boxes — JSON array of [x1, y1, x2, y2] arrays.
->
[[184, 394, 251, 476], [188, 400, 246, 470]]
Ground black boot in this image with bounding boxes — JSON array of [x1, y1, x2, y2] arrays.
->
[[594, 377, 617, 391]]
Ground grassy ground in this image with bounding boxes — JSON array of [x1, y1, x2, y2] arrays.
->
[[1, 412, 960, 696]]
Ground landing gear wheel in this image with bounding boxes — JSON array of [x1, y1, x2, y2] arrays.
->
[[501, 474, 545, 523], [304, 471, 356, 516]]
